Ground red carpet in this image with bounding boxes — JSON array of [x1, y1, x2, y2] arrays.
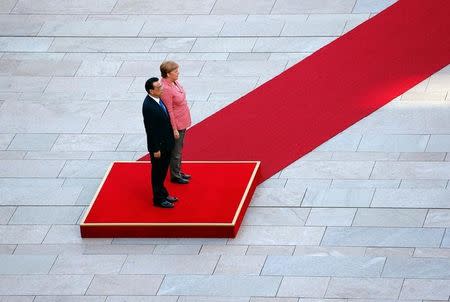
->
[[140, 0, 450, 182], [81, 161, 259, 237]]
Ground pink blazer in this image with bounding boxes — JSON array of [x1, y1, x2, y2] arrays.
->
[[161, 77, 192, 131]]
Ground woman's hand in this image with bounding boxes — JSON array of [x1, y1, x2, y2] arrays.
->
[[153, 151, 161, 158], [174, 129, 180, 139]]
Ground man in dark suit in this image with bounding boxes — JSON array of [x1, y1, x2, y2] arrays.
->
[[142, 77, 178, 208]]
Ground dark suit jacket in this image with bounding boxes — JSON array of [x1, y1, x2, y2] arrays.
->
[[142, 95, 175, 153]]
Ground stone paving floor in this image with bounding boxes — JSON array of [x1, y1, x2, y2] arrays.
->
[[0, 0, 449, 301]]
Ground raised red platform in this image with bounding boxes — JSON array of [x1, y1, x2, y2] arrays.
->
[[80, 161, 260, 238]]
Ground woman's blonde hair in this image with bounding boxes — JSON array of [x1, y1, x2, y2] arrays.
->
[[160, 61, 179, 78]]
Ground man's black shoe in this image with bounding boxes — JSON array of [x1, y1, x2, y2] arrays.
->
[[181, 172, 191, 179], [171, 177, 189, 184], [154, 200, 174, 208], [166, 196, 178, 203]]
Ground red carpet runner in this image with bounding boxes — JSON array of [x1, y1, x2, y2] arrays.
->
[[140, 0, 450, 182]]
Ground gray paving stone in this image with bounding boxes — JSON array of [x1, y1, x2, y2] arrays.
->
[[212, 0, 275, 14], [8, 134, 58, 151], [122, 255, 219, 274], [0, 207, 15, 224], [306, 208, 356, 226], [13, 0, 117, 13], [0, 76, 50, 92], [251, 298, 297, 302], [281, 161, 374, 179], [353, 0, 395, 13], [257, 179, 288, 188], [214, 255, 266, 275], [331, 179, 399, 189], [200, 245, 248, 255], [400, 279, 450, 300], [50, 38, 155, 53], [43, 225, 112, 244], [400, 179, 448, 189], [106, 297, 177, 302], [90, 151, 136, 160], [192, 38, 256, 53], [228, 226, 324, 245], [82, 244, 156, 255], [13, 60, 81, 77], [178, 297, 249, 302], [322, 227, 444, 247], [294, 246, 365, 256], [277, 276, 329, 297], [424, 210, 450, 227], [358, 134, 429, 152], [140, 20, 222, 37], [0, 275, 93, 295], [370, 162, 450, 179], [441, 228, 450, 248], [262, 256, 384, 277], [0, 178, 63, 187], [382, 257, 450, 278], [45, 77, 133, 96], [246, 246, 294, 256], [272, 0, 356, 13], [0, 296, 35, 302], [426, 135, 450, 152], [282, 19, 346, 37], [34, 297, 107, 302], [39, 20, 144, 36], [87, 274, 163, 295], [326, 277, 403, 299], [50, 255, 126, 274], [414, 248, 450, 258], [401, 91, 447, 101], [113, 0, 215, 14], [0, 245, 15, 255], [0, 100, 98, 133], [398, 152, 446, 161], [151, 38, 196, 53], [364, 247, 414, 257], [372, 189, 450, 208], [302, 189, 374, 207], [0, 151, 26, 159], [153, 244, 201, 255], [25, 151, 92, 160], [0, 0, 17, 13], [353, 209, 427, 227], [253, 37, 334, 52], [201, 61, 286, 77], [331, 151, 399, 161], [0, 255, 55, 274], [220, 20, 283, 37], [0, 186, 82, 206], [159, 275, 281, 297], [243, 208, 310, 226], [9, 206, 84, 224], [53, 134, 122, 152], [0, 37, 53, 52], [252, 186, 303, 207], [0, 225, 49, 244], [0, 160, 65, 177], [59, 160, 112, 178], [76, 61, 122, 77], [315, 133, 361, 152]]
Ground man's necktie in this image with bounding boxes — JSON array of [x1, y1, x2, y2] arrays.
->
[[159, 100, 168, 115]]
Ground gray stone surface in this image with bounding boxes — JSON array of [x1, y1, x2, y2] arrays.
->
[[262, 256, 384, 277], [322, 227, 445, 247], [159, 275, 281, 296], [1, 0, 449, 300]]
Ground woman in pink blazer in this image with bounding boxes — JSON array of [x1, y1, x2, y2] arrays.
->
[[160, 61, 192, 184]]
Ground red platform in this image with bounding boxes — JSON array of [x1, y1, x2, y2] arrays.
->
[[80, 161, 260, 238]]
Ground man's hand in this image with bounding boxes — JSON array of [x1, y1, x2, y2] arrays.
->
[[174, 129, 180, 139], [153, 151, 161, 158]]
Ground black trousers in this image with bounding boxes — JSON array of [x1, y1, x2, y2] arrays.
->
[[149, 149, 171, 203]]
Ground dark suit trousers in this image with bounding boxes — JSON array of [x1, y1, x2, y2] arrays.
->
[[149, 149, 171, 203]]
